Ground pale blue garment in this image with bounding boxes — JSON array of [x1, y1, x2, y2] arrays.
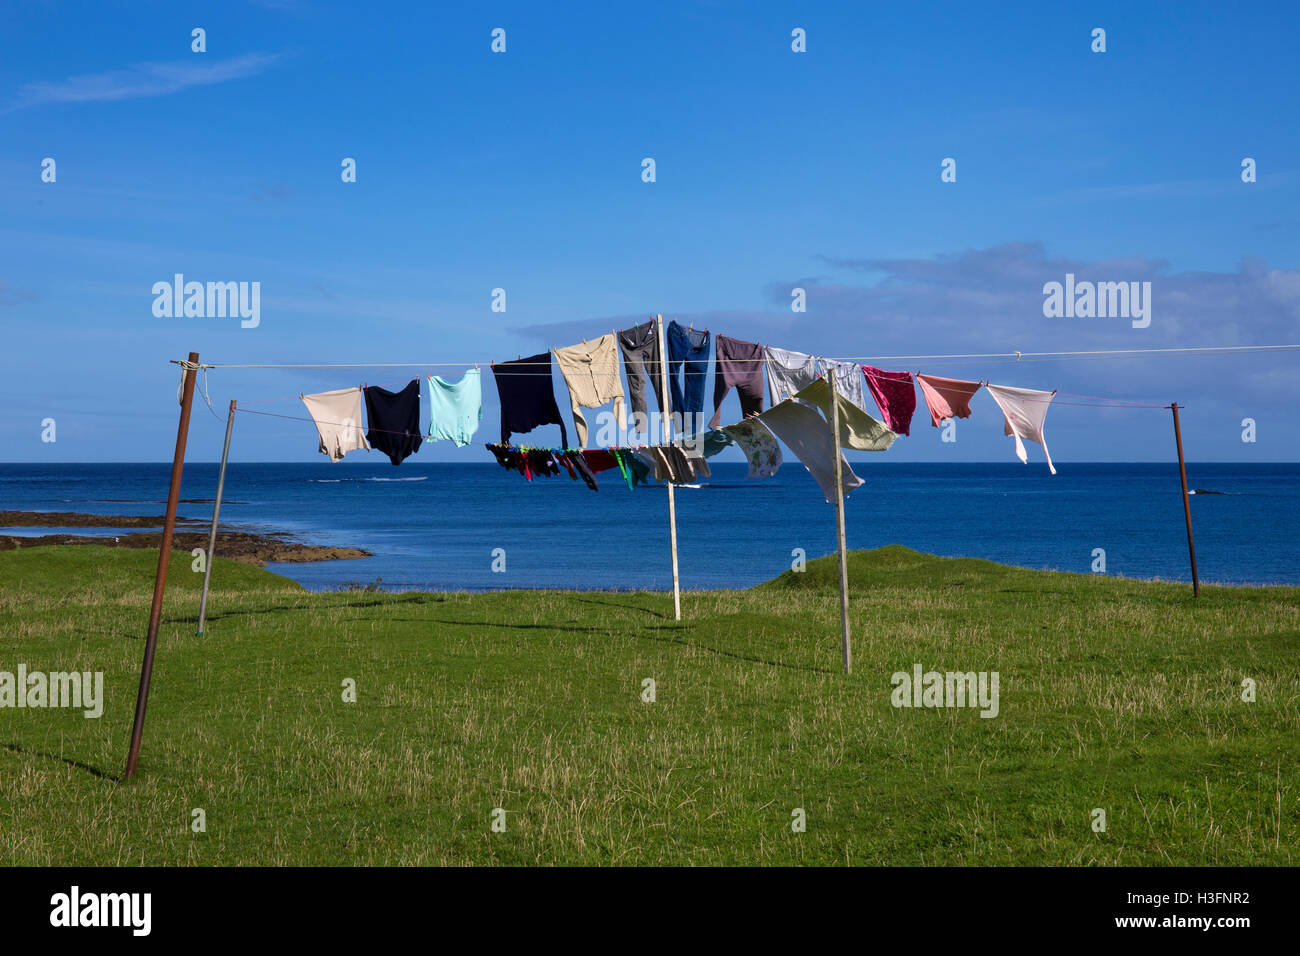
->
[[426, 369, 482, 446]]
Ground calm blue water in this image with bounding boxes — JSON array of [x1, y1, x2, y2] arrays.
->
[[2, 462, 1297, 590]]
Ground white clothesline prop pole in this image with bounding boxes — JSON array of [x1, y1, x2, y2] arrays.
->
[[656, 314, 682, 622], [828, 372, 851, 674], [197, 399, 237, 636]]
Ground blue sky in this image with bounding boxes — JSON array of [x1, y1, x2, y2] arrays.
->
[[2, 0, 1297, 464]]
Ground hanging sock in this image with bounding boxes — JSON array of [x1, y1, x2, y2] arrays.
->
[[485, 443, 518, 470], [758, 398, 863, 503], [764, 345, 819, 404], [364, 380, 423, 465], [426, 368, 482, 446], [492, 352, 568, 448], [526, 449, 559, 477], [815, 357, 869, 413], [553, 334, 627, 448], [986, 384, 1057, 474], [300, 386, 371, 462], [568, 450, 600, 491], [717, 418, 782, 478], [710, 334, 765, 427], [861, 365, 916, 436], [613, 448, 633, 489], [794, 378, 896, 451], [916, 373, 981, 427], [555, 450, 579, 481], [625, 451, 653, 488]]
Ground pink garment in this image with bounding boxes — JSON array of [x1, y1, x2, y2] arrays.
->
[[861, 366, 916, 436], [916, 374, 982, 427]]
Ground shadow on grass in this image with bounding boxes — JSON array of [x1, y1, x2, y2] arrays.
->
[[166, 593, 446, 627], [636, 625, 838, 675], [414, 618, 616, 635], [380, 613, 833, 673], [572, 595, 673, 620], [4, 742, 118, 782]]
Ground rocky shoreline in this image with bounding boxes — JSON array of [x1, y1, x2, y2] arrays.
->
[[0, 511, 371, 566]]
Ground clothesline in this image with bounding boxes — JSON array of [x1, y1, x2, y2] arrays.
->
[[181, 342, 1300, 370], [237, 405, 664, 448], [231, 379, 1166, 411], [181, 322, 1284, 483]]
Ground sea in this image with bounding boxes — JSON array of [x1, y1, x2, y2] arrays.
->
[[1, 462, 1297, 591]]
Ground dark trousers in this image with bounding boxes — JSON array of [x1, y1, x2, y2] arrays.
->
[[617, 321, 664, 418]]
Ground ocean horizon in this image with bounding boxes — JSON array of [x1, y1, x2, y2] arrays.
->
[[3, 461, 1297, 591]]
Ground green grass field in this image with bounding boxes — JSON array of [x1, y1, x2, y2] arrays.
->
[[1, 544, 1297, 865]]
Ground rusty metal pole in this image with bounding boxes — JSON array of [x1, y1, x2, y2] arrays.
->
[[1170, 403, 1200, 598], [125, 352, 200, 781]]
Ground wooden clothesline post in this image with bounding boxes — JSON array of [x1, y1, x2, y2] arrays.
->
[[125, 351, 199, 781], [656, 314, 682, 621], [1170, 402, 1200, 598], [828, 372, 851, 673], [197, 399, 237, 635]]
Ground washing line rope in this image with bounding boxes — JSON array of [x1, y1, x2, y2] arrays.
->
[[175, 342, 1300, 411], [235, 406, 663, 448], [177, 342, 1300, 370]]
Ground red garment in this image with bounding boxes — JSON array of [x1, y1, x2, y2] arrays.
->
[[861, 366, 916, 436], [556, 451, 579, 480], [916, 374, 981, 427], [580, 449, 621, 474]]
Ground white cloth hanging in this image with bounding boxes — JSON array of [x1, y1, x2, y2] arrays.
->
[[985, 384, 1057, 474], [301, 387, 371, 462], [764, 346, 819, 404], [815, 357, 868, 412], [758, 398, 864, 502]]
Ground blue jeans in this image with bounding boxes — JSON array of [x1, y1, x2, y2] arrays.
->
[[667, 321, 711, 423]]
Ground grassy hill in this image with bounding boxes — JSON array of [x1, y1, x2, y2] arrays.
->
[[1, 544, 1296, 865]]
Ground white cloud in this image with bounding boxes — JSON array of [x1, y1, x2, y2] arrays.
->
[[7, 53, 284, 111]]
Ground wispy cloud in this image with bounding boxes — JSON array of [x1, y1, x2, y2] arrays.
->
[[506, 243, 1300, 404], [6, 52, 284, 112]]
